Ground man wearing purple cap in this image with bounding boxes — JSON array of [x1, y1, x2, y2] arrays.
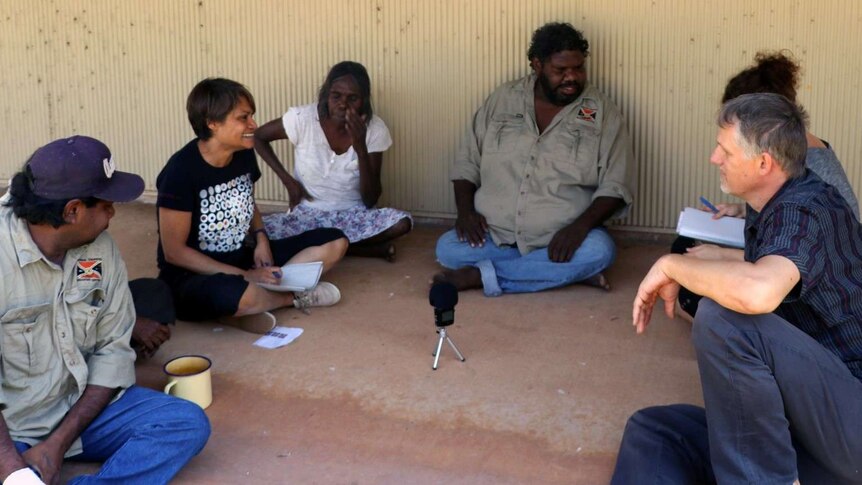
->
[[0, 136, 209, 484]]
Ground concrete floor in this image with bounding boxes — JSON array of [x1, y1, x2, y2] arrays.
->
[[62, 202, 702, 484]]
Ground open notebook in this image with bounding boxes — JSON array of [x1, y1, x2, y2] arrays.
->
[[258, 261, 324, 292], [676, 207, 745, 248]]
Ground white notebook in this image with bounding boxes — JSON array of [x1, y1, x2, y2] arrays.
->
[[258, 261, 324, 292], [676, 207, 745, 248]]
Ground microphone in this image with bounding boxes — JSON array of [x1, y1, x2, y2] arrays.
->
[[429, 282, 458, 327], [429, 282, 465, 370]]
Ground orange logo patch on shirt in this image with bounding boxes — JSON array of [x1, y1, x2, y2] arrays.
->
[[76, 259, 103, 281], [577, 107, 597, 123]]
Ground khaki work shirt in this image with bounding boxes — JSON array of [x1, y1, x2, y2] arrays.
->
[[0, 207, 135, 456], [452, 75, 635, 254]]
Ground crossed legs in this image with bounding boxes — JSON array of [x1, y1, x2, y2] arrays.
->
[[433, 228, 616, 296]]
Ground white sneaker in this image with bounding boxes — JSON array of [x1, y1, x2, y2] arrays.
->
[[293, 282, 341, 314]]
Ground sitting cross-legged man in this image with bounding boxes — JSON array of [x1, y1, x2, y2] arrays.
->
[[434, 22, 635, 296], [0, 136, 210, 484]]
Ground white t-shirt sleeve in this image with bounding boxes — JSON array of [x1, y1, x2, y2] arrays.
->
[[366, 115, 393, 153], [281, 107, 303, 144]]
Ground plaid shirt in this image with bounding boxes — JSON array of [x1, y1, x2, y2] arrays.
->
[[745, 169, 862, 380]]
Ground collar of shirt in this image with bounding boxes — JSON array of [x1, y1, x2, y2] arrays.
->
[[10, 211, 62, 270], [522, 74, 602, 132], [745, 169, 811, 233]]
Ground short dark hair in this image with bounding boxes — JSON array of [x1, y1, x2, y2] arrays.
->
[[527, 22, 590, 62], [718, 93, 808, 178], [722, 51, 800, 103], [317, 61, 374, 121], [186, 78, 256, 140], [4, 164, 99, 227]]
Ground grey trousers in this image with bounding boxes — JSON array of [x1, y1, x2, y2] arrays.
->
[[613, 298, 862, 484]]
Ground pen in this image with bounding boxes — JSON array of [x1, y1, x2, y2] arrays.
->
[[699, 196, 719, 214]]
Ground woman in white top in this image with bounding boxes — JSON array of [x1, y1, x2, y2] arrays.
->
[[255, 61, 412, 261]]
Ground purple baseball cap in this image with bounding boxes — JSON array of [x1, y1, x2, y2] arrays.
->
[[26, 136, 144, 202]]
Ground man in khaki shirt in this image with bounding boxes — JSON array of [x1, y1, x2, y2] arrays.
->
[[0, 136, 209, 484], [434, 22, 635, 297]]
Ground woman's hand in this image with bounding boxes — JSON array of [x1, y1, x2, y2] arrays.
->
[[253, 235, 274, 268], [283, 178, 313, 210], [244, 266, 282, 285], [345, 106, 368, 151]]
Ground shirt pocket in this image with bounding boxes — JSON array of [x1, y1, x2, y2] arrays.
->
[[484, 114, 526, 154], [0, 303, 53, 383], [64, 287, 104, 357], [548, 124, 600, 187]]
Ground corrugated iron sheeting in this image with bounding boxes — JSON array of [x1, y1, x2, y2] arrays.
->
[[1, 0, 860, 230]]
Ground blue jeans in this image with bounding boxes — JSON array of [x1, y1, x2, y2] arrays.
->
[[15, 386, 211, 485], [612, 299, 862, 484], [434, 228, 615, 296]]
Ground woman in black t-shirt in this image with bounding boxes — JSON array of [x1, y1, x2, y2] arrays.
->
[[156, 78, 348, 333]]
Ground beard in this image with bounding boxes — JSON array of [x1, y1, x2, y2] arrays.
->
[[537, 72, 584, 106]]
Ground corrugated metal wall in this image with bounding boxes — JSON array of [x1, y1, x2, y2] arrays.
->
[[2, 0, 861, 230]]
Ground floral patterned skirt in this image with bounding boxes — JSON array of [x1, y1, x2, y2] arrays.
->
[[263, 204, 412, 243]]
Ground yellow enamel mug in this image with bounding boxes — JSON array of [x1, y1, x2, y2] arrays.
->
[[163, 355, 212, 409]]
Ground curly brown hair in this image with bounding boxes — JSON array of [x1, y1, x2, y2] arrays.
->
[[721, 51, 801, 103]]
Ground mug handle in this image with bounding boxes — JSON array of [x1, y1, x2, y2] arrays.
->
[[164, 380, 178, 395]]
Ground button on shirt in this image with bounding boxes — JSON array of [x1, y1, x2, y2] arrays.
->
[[0, 207, 136, 455], [744, 170, 862, 381], [451, 75, 635, 254]]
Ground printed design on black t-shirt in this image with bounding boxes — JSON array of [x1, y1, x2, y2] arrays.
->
[[197, 174, 255, 253]]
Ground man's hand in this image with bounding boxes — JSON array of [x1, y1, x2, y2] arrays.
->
[[132, 317, 171, 357], [455, 210, 488, 247], [21, 441, 63, 485], [632, 255, 681, 334], [707, 202, 745, 219], [548, 223, 588, 263]]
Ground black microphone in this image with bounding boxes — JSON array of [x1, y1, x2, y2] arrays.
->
[[429, 282, 458, 327]]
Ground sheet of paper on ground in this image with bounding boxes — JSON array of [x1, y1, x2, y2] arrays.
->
[[253, 327, 304, 349]]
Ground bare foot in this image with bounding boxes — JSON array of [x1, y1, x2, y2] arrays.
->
[[432, 267, 483, 291], [347, 241, 397, 262], [582, 272, 611, 291]]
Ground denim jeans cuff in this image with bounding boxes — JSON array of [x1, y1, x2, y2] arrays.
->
[[475, 259, 502, 297]]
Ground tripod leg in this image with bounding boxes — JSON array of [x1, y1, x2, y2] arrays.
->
[[432, 332, 445, 370], [446, 336, 466, 362]]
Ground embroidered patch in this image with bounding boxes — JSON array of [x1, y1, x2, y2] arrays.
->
[[76, 259, 103, 281], [577, 107, 597, 123]]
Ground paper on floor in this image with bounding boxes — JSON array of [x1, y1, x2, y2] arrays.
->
[[253, 327, 304, 349]]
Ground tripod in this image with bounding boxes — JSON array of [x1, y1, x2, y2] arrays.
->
[[432, 326, 466, 370]]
